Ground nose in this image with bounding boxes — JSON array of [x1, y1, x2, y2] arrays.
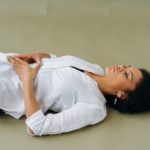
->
[[117, 65, 126, 72]]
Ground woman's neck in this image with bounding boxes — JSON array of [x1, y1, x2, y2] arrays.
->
[[85, 71, 115, 96], [96, 76, 114, 95]]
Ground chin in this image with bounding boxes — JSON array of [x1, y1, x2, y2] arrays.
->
[[105, 67, 109, 75], [105, 66, 114, 76]]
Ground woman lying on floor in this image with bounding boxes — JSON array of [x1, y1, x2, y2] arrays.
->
[[0, 52, 150, 136]]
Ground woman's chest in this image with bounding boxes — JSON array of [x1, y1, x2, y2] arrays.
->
[[36, 67, 98, 99]]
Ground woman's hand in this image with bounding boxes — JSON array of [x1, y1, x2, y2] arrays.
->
[[7, 53, 41, 64], [7, 52, 51, 64], [8, 56, 41, 83]]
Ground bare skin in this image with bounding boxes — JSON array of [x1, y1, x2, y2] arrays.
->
[[85, 65, 143, 100]]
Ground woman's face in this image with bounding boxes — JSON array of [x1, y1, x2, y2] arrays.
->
[[104, 65, 143, 94]]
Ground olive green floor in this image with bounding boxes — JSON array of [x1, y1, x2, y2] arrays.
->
[[0, 0, 150, 150]]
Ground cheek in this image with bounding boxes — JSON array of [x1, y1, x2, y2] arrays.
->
[[115, 79, 130, 91], [105, 68, 129, 89], [107, 75, 127, 90], [111, 78, 123, 87]]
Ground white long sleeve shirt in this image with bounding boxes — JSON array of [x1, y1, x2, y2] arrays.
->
[[0, 52, 107, 136]]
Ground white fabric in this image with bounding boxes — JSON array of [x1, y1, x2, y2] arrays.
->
[[0, 52, 107, 136]]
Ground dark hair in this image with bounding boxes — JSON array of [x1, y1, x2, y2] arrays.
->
[[106, 68, 150, 114], [0, 109, 4, 115]]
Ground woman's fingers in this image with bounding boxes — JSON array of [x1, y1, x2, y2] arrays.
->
[[12, 57, 24, 63], [8, 56, 26, 65], [7, 53, 42, 64], [7, 56, 18, 65], [7, 54, 34, 64], [8, 57, 27, 73], [7, 56, 15, 62], [8, 58, 22, 70], [8, 56, 41, 82]]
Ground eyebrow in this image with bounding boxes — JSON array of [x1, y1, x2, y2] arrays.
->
[[129, 71, 134, 80]]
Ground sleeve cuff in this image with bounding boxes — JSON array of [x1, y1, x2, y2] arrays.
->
[[26, 109, 44, 126], [25, 109, 45, 136]]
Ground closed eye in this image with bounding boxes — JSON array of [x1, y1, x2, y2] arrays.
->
[[124, 72, 128, 79]]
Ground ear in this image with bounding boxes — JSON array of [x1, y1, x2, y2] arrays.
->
[[117, 91, 128, 100]]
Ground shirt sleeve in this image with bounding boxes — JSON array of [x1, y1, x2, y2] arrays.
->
[[25, 103, 106, 136]]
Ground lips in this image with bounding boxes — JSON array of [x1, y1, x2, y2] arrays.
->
[[112, 66, 117, 72], [107, 66, 117, 73], [114, 66, 116, 72]]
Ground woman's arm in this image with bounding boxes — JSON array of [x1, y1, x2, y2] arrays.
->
[[22, 79, 40, 118], [8, 57, 41, 118], [25, 103, 106, 136]]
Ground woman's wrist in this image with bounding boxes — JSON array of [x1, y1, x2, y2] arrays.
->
[[22, 79, 33, 87]]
